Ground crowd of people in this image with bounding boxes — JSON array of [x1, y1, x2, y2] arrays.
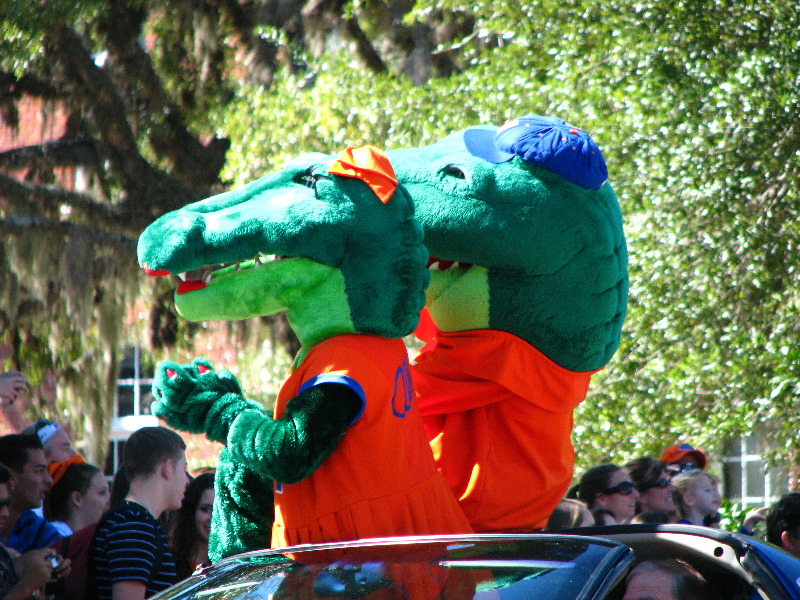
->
[[547, 442, 798, 556], [0, 406, 214, 600], [2, 367, 800, 600]]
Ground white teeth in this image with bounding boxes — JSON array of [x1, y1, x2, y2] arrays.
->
[[429, 261, 441, 271], [177, 273, 186, 281], [204, 274, 212, 284], [452, 262, 461, 269]]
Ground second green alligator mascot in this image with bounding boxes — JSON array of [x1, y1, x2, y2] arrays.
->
[[138, 146, 471, 559]]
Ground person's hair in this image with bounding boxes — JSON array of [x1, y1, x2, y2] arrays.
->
[[123, 426, 185, 481], [625, 559, 709, 600], [766, 493, 800, 547], [545, 499, 588, 530], [0, 433, 43, 472], [630, 510, 672, 524], [110, 464, 130, 508], [172, 471, 215, 579], [44, 462, 102, 522], [625, 457, 665, 491], [0, 463, 9, 485], [564, 483, 580, 499], [578, 463, 621, 508], [592, 508, 617, 526], [671, 470, 714, 518]]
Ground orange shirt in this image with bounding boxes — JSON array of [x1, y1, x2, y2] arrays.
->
[[272, 334, 471, 547], [412, 329, 597, 532]]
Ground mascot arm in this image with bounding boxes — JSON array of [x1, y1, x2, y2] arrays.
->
[[151, 358, 268, 441], [227, 383, 362, 484]]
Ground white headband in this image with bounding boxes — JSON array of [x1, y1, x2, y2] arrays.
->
[[36, 423, 61, 445]]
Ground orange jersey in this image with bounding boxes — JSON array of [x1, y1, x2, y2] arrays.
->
[[272, 334, 471, 547], [412, 329, 597, 532]]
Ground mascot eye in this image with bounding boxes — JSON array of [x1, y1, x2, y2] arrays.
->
[[298, 173, 324, 190], [442, 164, 467, 180]]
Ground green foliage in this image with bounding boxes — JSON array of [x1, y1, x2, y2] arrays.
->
[[718, 498, 766, 540], [217, 0, 800, 477], [5, 0, 800, 479]]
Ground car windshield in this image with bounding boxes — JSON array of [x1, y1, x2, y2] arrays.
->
[[152, 536, 628, 600]]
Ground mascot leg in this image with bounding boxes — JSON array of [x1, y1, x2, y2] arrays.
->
[[210, 446, 275, 561]]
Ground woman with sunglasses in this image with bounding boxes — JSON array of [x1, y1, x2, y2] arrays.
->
[[625, 457, 677, 520], [577, 464, 639, 524]]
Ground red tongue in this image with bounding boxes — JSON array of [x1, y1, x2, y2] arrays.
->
[[425, 257, 473, 270], [177, 280, 207, 295], [143, 265, 170, 277]]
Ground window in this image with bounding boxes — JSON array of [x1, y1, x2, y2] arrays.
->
[[720, 427, 789, 508], [105, 346, 158, 475]]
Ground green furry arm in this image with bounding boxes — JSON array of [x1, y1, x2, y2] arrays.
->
[[151, 358, 267, 443], [227, 383, 362, 484]]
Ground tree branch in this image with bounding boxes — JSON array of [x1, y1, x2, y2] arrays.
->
[[344, 16, 388, 73], [95, 0, 229, 186], [0, 138, 100, 171], [0, 216, 137, 251], [0, 172, 125, 228], [42, 25, 199, 217]]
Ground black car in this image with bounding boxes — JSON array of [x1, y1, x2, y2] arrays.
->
[[151, 524, 800, 600]]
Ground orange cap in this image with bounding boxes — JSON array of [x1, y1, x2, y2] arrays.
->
[[328, 145, 398, 204], [660, 443, 706, 469]]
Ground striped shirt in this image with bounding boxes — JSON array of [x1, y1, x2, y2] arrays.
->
[[90, 500, 176, 600]]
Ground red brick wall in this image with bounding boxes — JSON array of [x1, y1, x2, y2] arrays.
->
[[0, 95, 75, 190], [0, 96, 70, 152]]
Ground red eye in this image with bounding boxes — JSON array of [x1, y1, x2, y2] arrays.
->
[[197, 365, 210, 374], [166, 369, 176, 379]]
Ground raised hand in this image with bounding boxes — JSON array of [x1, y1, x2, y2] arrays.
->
[[151, 358, 258, 442]]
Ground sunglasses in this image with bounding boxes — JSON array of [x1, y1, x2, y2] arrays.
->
[[639, 478, 671, 492], [667, 462, 699, 475], [601, 481, 635, 496]]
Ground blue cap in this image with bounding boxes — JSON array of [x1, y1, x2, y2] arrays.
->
[[462, 115, 608, 190]]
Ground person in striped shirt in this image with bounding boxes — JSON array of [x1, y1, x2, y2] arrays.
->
[[89, 427, 188, 600]]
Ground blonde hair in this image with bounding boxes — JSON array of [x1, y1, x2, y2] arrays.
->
[[671, 470, 716, 518]]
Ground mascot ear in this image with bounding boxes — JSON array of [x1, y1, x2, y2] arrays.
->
[[328, 145, 398, 203]]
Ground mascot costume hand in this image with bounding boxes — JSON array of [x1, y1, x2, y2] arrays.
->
[[138, 146, 471, 560]]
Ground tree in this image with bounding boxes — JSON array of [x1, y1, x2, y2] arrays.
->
[[0, 0, 478, 462], [217, 0, 800, 473], [0, 0, 278, 462], [4, 0, 800, 476]]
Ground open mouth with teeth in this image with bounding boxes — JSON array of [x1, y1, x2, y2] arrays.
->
[[144, 254, 472, 295], [426, 257, 473, 272], [143, 254, 286, 294]]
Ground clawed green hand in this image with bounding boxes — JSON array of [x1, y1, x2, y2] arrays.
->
[[151, 358, 258, 442]]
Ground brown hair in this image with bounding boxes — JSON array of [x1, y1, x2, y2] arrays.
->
[[578, 464, 621, 509], [626, 559, 709, 600], [545, 499, 589, 530], [124, 426, 185, 480]]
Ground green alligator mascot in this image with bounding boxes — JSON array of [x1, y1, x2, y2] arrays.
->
[[138, 146, 471, 560], [387, 115, 628, 532], [138, 115, 628, 558]]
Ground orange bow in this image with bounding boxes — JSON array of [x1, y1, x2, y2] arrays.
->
[[328, 145, 398, 204], [48, 453, 86, 489]]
